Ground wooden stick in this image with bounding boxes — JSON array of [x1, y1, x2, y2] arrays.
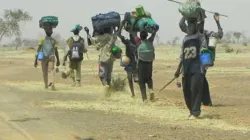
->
[[168, 0, 228, 17], [158, 77, 176, 93]]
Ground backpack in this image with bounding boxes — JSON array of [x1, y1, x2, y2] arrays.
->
[[178, 1, 201, 19], [69, 37, 84, 61]]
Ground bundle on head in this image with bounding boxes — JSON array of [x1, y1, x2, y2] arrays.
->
[[178, 0, 202, 19], [123, 5, 159, 34], [39, 16, 58, 29], [91, 11, 121, 35]]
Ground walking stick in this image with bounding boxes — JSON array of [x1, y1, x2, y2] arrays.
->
[[158, 76, 181, 107], [158, 69, 182, 93], [158, 77, 176, 93]]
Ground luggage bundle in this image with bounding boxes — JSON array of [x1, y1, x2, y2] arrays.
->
[[123, 5, 159, 34], [91, 11, 121, 34], [178, 0, 202, 19], [39, 16, 58, 29]]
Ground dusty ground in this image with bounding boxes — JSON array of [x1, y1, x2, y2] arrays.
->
[[0, 45, 250, 140]]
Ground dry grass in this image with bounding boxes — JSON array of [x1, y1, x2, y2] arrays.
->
[[110, 74, 127, 92], [1, 44, 250, 134], [3, 79, 250, 133], [42, 97, 250, 132], [1, 81, 101, 95]]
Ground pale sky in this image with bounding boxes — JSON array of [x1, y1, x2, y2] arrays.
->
[[0, 0, 249, 43]]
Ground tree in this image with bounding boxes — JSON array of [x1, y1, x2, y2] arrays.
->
[[12, 36, 22, 50], [52, 32, 67, 48], [155, 33, 160, 46], [52, 32, 62, 42], [233, 32, 242, 43], [0, 9, 32, 44], [22, 38, 38, 48], [171, 36, 180, 46], [224, 31, 233, 43]]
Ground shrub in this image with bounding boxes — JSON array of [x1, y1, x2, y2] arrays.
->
[[221, 43, 234, 53], [242, 42, 248, 46], [110, 75, 126, 92], [225, 46, 234, 53]]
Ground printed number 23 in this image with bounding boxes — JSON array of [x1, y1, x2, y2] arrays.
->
[[184, 46, 197, 59]]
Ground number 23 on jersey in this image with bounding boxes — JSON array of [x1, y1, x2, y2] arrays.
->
[[183, 46, 197, 59]]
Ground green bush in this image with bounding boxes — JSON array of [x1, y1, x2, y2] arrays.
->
[[225, 46, 234, 53], [242, 42, 248, 46], [221, 43, 234, 53], [110, 75, 126, 92]]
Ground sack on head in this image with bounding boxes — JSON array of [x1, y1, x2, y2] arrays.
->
[[39, 16, 58, 29], [178, 1, 202, 19]]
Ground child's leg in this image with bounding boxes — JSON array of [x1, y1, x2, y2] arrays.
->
[[68, 61, 77, 86], [48, 56, 55, 86], [41, 58, 49, 88], [98, 61, 107, 86], [75, 61, 82, 84], [190, 73, 204, 117], [146, 62, 154, 100], [146, 62, 153, 90], [106, 61, 114, 86], [127, 71, 135, 97], [131, 57, 139, 82], [64, 61, 74, 78], [138, 60, 147, 101]]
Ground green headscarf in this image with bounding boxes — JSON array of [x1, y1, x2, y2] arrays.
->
[[71, 24, 83, 32]]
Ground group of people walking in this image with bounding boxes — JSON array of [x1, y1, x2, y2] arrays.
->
[[33, 2, 224, 119]]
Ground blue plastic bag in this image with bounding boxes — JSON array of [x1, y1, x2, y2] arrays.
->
[[200, 53, 212, 67], [37, 52, 45, 61]]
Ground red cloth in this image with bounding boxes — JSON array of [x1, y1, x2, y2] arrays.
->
[[135, 36, 141, 46]]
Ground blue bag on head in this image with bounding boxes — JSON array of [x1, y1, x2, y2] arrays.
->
[[37, 51, 45, 61]]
